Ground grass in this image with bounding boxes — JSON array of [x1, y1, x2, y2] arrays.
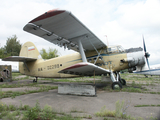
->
[[1, 73, 160, 119], [0, 84, 58, 99], [95, 100, 133, 119], [100, 73, 160, 94], [12, 72, 22, 77], [134, 104, 160, 107], [0, 101, 81, 120], [95, 100, 159, 120]]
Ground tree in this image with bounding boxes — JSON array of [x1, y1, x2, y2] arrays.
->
[[0, 35, 21, 59], [0, 47, 11, 58], [40, 48, 59, 59], [4, 35, 21, 56]]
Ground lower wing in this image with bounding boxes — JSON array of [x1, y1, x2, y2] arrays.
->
[[59, 62, 110, 76]]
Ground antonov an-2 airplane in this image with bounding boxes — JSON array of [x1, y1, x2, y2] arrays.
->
[[3, 9, 150, 89]]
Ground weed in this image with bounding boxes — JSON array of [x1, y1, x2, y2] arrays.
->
[[83, 114, 92, 119], [95, 100, 131, 119], [22, 101, 41, 120], [95, 106, 115, 117], [8, 104, 17, 111], [40, 104, 55, 119]]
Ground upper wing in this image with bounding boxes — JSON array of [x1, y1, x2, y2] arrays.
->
[[23, 9, 106, 52], [59, 62, 110, 76], [2, 56, 37, 62]]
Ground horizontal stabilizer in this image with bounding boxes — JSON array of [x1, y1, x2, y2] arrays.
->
[[2, 56, 37, 62], [59, 62, 110, 76]]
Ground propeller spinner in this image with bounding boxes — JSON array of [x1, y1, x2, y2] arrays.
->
[[143, 36, 150, 69]]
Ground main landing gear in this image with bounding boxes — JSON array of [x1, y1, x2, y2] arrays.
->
[[33, 77, 38, 83], [110, 72, 126, 90]]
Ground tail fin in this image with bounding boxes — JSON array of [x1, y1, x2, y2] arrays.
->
[[19, 41, 41, 59], [2, 42, 41, 75], [19, 42, 42, 75]]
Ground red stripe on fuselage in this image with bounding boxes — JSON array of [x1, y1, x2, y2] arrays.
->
[[29, 9, 65, 23]]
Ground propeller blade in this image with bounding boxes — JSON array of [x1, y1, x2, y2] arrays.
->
[[143, 35, 150, 70], [143, 35, 146, 52], [146, 58, 150, 70]]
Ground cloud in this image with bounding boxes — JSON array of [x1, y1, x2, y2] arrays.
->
[[0, 0, 160, 65]]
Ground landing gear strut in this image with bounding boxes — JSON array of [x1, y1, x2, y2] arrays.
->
[[110, 72, 126, 90], [33, 77, 38, 83], [120, 79, 126, 85]]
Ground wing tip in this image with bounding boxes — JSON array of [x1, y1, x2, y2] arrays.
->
[[29, 9, 67, 23]]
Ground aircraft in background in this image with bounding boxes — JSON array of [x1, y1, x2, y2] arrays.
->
[[3, 9, 150, 89], [133, 64, 160, 77]]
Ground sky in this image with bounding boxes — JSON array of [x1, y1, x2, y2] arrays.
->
[[0, 0, 160, 65]]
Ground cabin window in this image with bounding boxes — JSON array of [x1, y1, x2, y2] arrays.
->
[[107, 45, 125, 53]]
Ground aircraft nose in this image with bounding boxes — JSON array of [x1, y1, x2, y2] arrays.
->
[[145, 52, 150, 59], [143, 36, 150, 69]]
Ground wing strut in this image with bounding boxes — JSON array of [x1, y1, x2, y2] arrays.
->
[[77, 36, 88, 62], [88, 39, 106, 65], [24, 60, 30, 72]]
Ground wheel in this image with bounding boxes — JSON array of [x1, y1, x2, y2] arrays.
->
[[120, 79, 126, 85], [112, 82, 122, 90], [0, 78, 3, 82], [33, 79, 37, 83]]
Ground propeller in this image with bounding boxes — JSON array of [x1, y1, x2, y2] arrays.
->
[[143, 35, 150, 69]]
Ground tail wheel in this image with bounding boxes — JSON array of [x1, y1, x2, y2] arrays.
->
[[33, 77, 38, 83], [120, 79, 126, 85], [0, 78, 3, 82], [33, 79, 37, 83], [112, 82, 122, 90]]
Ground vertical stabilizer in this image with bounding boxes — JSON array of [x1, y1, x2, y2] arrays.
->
[[19, 42, 42, 75], [19, 42, 41, 59]]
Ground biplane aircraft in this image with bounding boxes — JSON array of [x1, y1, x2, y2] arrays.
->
[[3, 9, 150, 89]]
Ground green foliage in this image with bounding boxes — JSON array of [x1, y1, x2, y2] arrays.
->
[[23, 101, 40, 120], [40, 47, 59, 59], [135, 104, 160, 107], [12, 72, 22, 77], [95, 100, 130, 119], [3, 35, 21, 58], [0, 47, 11, 58], [95, 106, 115, 117], [40, 104, 56, 119]]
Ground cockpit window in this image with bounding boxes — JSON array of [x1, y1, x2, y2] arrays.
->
[[104, 45, 125, 54]]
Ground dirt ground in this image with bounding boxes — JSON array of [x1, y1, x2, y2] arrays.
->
[[0, 78, 160, 120]]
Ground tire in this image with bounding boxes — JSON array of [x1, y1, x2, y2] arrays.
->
[[120, 79, 126, 85], [112, 82, 122, 90], [33, 79, 36, 83], [0, 78, 3, 82]]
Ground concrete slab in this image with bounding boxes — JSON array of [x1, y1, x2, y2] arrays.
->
[[58, 83, 96, 96], [1, 89, 160, 119]]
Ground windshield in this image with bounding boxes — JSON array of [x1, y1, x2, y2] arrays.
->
[[104, 45, 125, 53]]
